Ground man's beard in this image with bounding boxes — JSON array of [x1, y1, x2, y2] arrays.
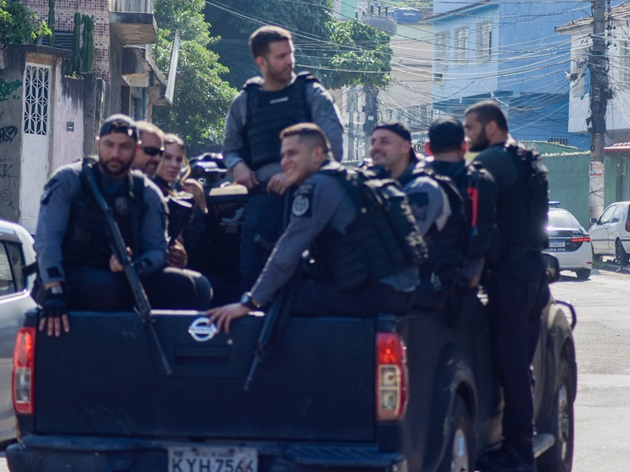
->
[[468, 129, 490, 152], [99, 157, 133, 177]]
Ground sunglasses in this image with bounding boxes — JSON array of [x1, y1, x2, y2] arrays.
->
[[141, 146, 165, 156]]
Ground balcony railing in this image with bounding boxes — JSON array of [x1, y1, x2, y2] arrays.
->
[[110, 0, 154, 13]]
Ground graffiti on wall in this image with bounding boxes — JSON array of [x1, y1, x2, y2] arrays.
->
[[0, 79, 22, 102], [0, 126, 17, 143]]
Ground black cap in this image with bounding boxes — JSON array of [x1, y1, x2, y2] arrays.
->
[[99, 114, 138, 141], [428, 118, 465, 153], [372, 120, 418, 161]]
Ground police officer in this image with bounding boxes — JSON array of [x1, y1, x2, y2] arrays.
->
[[464, 101, 549, 472], [208, 123, 418, 333], [35, 114, 211, 337], [132, 121, 165, 178], [369, 120, 470, 311], [424, 117, 496, 288], [222, 25, 343, 290]]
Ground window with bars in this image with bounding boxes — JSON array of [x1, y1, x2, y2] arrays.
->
[[23, 64, 50, 136], [476, 21, 492, 62], [435, 31, 449, 61], [454, 27, 469, 63]]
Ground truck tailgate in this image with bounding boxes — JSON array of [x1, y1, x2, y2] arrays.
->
[[31, 310, 377, 442]]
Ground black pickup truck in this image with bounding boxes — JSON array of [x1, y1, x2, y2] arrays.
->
[[7, 284, 576, 472], [7, 182, 577, 472]]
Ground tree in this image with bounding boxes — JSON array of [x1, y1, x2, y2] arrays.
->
[[323, 20, 392, 90], [206, 0, 334, 89], [0, 0, 51, 46], [153, 0, 236, 153]]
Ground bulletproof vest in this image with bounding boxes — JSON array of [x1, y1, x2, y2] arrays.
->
[[62, 159, 145, 270], [499, 144, 549, 252], [243, 72, 316, 170], [399, 166, 466, 284], [429, 160, 497, 260], [313, 164, 427, 292]]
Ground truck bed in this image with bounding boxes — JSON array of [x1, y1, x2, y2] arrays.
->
[[28, 310, 377, 442]]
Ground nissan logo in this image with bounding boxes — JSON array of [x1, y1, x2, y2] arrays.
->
[[188, 317, 218, 342]]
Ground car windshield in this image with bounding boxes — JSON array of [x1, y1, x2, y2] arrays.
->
[[548, 211, 579, 229]]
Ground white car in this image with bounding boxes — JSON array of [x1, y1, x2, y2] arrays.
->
[[588, 201, 630, 265], [545, 207, 593, 280], [0, 219, 37, 441]]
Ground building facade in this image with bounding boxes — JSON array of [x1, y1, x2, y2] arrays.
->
[[429, 0, 592, 148]]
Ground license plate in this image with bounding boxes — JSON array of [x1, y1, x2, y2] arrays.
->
[[168, 446, 257, 472], [549, 240, 565, 248]]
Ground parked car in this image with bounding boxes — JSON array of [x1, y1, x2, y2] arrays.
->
[[588, 201, 630, 265], [545, 207, 593, 280], [0, 219, 37, 442]]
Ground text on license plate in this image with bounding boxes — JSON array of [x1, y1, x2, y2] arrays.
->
[[549, 241, 565, 248], [168, 446, 257, 472]]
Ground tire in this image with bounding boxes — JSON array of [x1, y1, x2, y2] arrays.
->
[[615, 239, 629, 266], [537, 354, 574, 472], [438, 396, 475, 472], [591, 247, 601, 263], [574, 269, 591, 280]]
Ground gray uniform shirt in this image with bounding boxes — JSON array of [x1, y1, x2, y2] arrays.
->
[[398, 163, 451, 235], [35, 161, 168, 286], [251, 164, 418, 305], [223, 75, 344, 178]]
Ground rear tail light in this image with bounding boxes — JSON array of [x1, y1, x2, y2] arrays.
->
[[625, 220, 630, 233], [570, 236, 591, 243], [13, 327, 35, 415], [376, 333, 408, 421]]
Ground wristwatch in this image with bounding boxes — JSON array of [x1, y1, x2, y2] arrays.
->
[[240, 292, 259, 310]]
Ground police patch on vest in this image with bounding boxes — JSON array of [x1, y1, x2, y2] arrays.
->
[[292, 185, 313, 217]]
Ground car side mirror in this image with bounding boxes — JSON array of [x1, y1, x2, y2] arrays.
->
[[543, 253, 561, 284], [611, 217, 621, 223], [590, 217, 598, 224]]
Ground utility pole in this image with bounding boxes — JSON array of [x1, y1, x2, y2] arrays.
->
[[588, 0, 609, 219]]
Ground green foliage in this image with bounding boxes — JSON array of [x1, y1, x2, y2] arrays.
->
[[68, 13, 94, 75], [324, 20, 392, 89], [206, 0, 334, 89], [205, 1, 392, 91], [0, 0, 52, 45], [48, 0, 55, 46], [153, 0, 236, 152]]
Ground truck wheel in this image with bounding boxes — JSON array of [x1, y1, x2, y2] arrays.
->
[[439, 396, 474, 472], [537, 354, 574, 472]]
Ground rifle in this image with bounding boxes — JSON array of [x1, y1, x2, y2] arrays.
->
[[243, 190, 297, 390], [243, 272, 298, 390], [84, 163, 172, 375]]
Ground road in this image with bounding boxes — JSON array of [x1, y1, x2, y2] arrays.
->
[[0, 267, 625, 472], [551, 267, 630, 472]]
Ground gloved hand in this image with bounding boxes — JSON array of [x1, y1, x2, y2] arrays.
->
[[39, 285, 70, 337]]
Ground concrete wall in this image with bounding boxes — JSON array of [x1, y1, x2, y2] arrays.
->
[[0, 45, 83, 229], [0, 48, 27, 224], [52, 69, 84, 171], [542, 152, 590, 228]]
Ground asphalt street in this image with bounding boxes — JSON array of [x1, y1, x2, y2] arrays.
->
[[550, 265, 630, 472], [0, 266, 626, 472]]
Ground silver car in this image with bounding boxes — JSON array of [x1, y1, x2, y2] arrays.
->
[[0, 220, 37, 441]]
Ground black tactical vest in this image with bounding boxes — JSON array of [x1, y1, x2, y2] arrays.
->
[[312, 164, 427, 292], [399, 166, 467, 284], [498, 144, 549, 253], [243, 72, 316, 170], [62, 159, 144, 270]]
